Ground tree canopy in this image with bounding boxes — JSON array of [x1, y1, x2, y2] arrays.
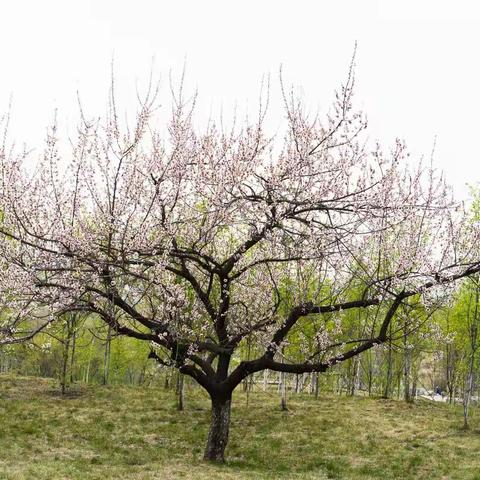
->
[[1, 65, 479, 460]]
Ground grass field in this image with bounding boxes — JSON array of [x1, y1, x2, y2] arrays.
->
[[1, 375, 480, 479]]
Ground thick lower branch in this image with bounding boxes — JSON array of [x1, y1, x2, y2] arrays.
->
[[266, 297, 381, 359], [227, 293, 406, 391]]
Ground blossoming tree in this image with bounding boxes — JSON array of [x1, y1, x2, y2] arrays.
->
[[0, 67, 479, 461]]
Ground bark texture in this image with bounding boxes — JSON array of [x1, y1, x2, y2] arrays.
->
[[203, 397, 231, 462]]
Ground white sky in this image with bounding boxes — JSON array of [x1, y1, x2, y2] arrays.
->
[[1, 0, 480, 200]]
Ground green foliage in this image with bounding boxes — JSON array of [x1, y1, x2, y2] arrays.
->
[[0, 316, 153, 386]]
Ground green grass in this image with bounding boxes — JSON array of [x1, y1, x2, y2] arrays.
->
[[1, 375, 480, 479]]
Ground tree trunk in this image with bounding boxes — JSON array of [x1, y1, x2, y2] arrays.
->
[[411, 373, 418, 402], [463, 279, 479, 429], [383, 332, 393, 398], [102, 325, 112, 385], [69, 328, 76, 384], [295, 374, 300, 393], [280, 371, 288, 411], [60, 324, 71, 395], [278, 350, 288, 410], [349, 356, 359, 396], [299, 373, 305, 393], [84, 337, 94, 383], [404, 348, 411, 402], [203, 396, 231, 462], [176, 372, 184, 411], [463, 356, 475, 429], [164, 368, 171, 389], [367, 364, 373, 396]]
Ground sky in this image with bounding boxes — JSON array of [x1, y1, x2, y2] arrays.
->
[[1, 0, 480, 200]]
